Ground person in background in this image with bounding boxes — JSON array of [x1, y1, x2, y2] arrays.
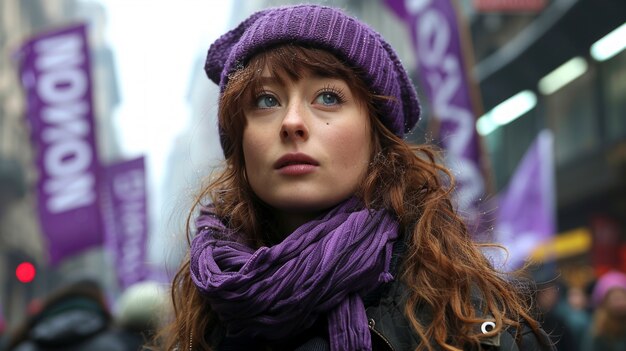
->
[[535, 282, 578, 351], [157, 4, 555, 351], [581, 270, 626, 351], [0, 308, 6, 351], [5, 279, 139, 351], [526, 262, 577, 351], [554, 284, 591, 347], [115, 281, 168, 350]]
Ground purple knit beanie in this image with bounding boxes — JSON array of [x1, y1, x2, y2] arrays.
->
[[591, 270, 626, 307], [205, 5, 420, 153]]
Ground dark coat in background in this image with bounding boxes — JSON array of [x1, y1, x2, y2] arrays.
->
[[7, 279, 143, 351]]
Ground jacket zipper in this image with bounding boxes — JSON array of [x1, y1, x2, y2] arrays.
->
[[368, 318, 395, 351]]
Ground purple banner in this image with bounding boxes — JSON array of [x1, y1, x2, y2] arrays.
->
[[494, 130, 555, 270], [17, 24, 103, 265], [383, 0, 486, 231], [102, 156, 149, 289]]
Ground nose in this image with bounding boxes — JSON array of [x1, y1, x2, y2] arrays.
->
[[280, 102, 309, 141]]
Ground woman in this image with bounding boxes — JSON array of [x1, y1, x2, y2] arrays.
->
[[581, 271, 626, 351], [160, 5, 554, 351]]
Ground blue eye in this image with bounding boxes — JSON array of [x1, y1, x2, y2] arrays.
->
[[316, 92, 339, 106], [256, 95, 279, 108]]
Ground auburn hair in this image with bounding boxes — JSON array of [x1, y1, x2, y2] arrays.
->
[[156, 45, 541, 351]]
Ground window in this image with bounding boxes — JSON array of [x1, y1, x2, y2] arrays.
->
[[484, 107, 539, 191], [545, 66, 599, 165], [603, 50, 626, 143]]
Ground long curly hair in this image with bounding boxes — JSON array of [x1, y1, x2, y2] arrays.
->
[[156, 45, 541, 351]]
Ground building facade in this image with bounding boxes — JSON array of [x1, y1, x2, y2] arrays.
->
[[0, 0, 121, 327], [473, 0, 626, 285]]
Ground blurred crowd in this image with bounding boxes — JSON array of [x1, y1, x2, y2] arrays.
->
[[532, 267, 626, 351], [0, 269, 625, 351], [0, 279, 167, 351]]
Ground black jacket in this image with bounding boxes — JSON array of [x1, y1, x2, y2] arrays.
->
[[216, 244, 555, 351], [10, 301, 143, 351], [216, 277, 555, 351], [365, 279, 555, 351]]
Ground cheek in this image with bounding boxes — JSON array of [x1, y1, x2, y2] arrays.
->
[[325, 123, 372, 176], [242, 128, 266, 173], [243, 125, 267, 154]]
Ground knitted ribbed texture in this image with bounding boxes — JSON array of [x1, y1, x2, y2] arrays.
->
[[205, 5, 420, 146], [190, 197, 399, 351]]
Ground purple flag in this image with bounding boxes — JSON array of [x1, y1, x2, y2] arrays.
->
[[383, 0, 486, 231], [494, 130, 556, 270], [17, 24, 103, 265], [101, 156, 149, 289]]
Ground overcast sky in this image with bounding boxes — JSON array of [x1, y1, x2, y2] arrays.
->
[[98, 0, 231, 179], [97, 0, 233, 266]]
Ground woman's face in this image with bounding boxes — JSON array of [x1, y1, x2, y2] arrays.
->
[[605, 288, 626, 317], [242, 68, 372, 218]]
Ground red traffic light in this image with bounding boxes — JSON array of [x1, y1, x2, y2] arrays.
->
[[16, 262, 36, 283]]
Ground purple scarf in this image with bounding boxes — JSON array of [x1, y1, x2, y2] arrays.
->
[[190, 197, 399, 351]]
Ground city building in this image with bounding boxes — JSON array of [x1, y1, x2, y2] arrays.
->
[[0, 0, 121, 327], [472, 0, 626, 284]]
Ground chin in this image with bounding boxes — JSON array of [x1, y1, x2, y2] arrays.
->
[[277, 201, 335, 214], [272, 196, 350, 214]]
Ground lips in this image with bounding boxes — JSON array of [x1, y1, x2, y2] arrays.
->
[[274, 153, 319, 169]]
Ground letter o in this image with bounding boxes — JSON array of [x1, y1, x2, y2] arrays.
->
[[416, 10, 450, 67], [37, 68, 86, 104], [45, 139, 92, 177]]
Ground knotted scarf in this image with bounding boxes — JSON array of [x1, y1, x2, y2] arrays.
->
[[190, 197, 399, 351]]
